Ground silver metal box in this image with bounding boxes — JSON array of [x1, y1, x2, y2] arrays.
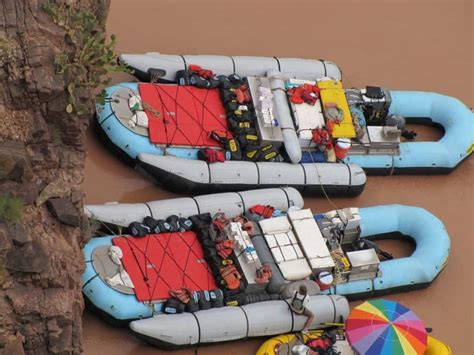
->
[[247, 76, 284, 147], [346, 249, 380, 281]]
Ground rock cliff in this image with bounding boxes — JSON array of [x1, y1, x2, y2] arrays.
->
[[0, 1, 110, 353]]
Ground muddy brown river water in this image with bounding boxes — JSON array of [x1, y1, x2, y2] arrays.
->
[[82, 0, 473, 353]]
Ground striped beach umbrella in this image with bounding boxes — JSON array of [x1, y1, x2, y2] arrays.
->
[[346, 299, 427, 354]]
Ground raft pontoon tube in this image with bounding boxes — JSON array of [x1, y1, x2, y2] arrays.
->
[[135, 154, 366, 197], [82, 188, 303, 324], [344, 91, 474, 174], [322, 204, 450, 299], [119, 53, 342, 82], [128, 295, 349, 350], [84, 187, 303, 227]]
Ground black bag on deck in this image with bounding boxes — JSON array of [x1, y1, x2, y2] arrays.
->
[[189, 74, 212, 89], [237, 132, 260, 151], [185, 292, 201, 313], [175, 69, 192, 85], [365, 86, 385, 99], [209, 289, 224, 308], [128, 222, 150, 237], [198, 290, 212, 310], [178, 218, 193, 231], [220, 89, 236, 103], [163, 298, 185, 314], [224, 137, 242, 161], [257, 144, 280, 162], [166, 215, 180, 232], [142, 216, 160, 233]]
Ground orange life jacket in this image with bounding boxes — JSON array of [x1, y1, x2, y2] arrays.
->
[[220, 265, 241, 290], [169, 288, 192, 304], [215, 239, 235, 259], [249, 204, 275, 218], [255, 264, 272, 284]]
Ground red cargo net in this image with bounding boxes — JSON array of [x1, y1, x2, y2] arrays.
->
[[112, 232, 216, 302], [139, 83, 231, 147]]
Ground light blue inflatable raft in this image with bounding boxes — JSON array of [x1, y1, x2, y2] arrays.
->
[[96, 83, 473, 175], [82, 191, 450, 324]]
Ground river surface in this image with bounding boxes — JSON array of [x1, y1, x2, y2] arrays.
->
[[82, 0, 473, 353]]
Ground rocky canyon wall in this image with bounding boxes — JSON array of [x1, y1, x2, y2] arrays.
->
[[0, 1, 111, 353]]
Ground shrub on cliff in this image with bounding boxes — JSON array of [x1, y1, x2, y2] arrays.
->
[[43, 1, 131, 115], [0, 195, 23, 223]]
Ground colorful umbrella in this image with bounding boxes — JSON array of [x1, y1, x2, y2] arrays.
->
[[345, 299, 427, 355]]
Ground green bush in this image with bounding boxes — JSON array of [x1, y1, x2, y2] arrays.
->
[[0, 195, 23, 223], [43, 1, 131, 115]]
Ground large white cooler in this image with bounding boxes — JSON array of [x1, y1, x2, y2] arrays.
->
[[288, 209, 335, 274], [259, 216, 312, 281]]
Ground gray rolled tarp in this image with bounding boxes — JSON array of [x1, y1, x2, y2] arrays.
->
[[129, 295, 349, 350], [84, 187, 304, 227], [267, 69, 302, 163], [136, 154, 367, 197], [119, 53, 342, 82]]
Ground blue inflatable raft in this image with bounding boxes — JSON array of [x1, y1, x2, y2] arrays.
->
[[82, 199, 449, 324], [96, 80, 473, 198]]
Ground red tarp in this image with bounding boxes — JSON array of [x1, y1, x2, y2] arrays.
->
[[139, 83, 231, 147], [112, 232, 216, 302]]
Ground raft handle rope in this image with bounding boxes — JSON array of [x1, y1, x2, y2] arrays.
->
[[190, 312, 201, 348], [389, 155, 396, 176], [308, 151, 339, 210]]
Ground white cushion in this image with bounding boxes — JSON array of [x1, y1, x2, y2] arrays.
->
[[275, 232, 291, 246], [294, 245, 304, 258], [264, 234, 277, 248], [281, 245, 298, 261], [288, 208, 335, 271], [278, 259, 312, 281], [288, 231, 298, 244], [287, 208, 314, 220], [272, 247, 284, 263], [259, 216, 292, 234]]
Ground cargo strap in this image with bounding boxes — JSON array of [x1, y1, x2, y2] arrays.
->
[[389, 155, 395, 176], [190, 312, 202, 346]]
